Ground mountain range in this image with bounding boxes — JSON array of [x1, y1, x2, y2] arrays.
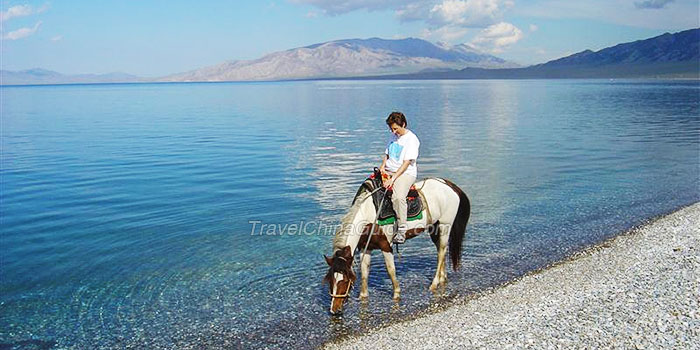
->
[[1, 28, 698, 85], [0, 69, 141, 86], [158, 38, 518, 82], [358, 28, 699, 80]]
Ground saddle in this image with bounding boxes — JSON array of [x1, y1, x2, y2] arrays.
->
[[354, 168, 423, 226]]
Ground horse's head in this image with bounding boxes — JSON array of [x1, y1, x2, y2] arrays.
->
[[323, 245, 355, 315]]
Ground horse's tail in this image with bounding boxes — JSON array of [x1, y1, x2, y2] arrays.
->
[[442, 179, 471, 271]]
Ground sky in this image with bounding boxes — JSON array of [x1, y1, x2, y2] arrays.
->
[[1, 0, 698, 77]]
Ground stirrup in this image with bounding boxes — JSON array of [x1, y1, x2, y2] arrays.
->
[[392, 224, 406, 244]]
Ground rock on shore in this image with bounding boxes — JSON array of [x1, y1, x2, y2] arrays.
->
[[325, 203, 699, 350]]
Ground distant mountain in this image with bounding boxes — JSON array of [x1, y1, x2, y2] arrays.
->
[[0, 68, 142, 86], [352, 28, 700, 80], [535, 28, 699, 68], [159, 37, 519, 82], [3, 29, 697, 85]]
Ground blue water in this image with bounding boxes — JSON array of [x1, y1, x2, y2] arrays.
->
[[1, 80, 698, 349]]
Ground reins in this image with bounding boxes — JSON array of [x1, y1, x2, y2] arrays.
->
[[361, 186, 388, 258]]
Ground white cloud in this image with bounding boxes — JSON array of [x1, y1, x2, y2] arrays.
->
[[1, 4, 33, 21], [0, 4, 48, 22], [51, 35, 63, 42], [1, 3, 49, 40], [395, 2, 431, 21], [401, 0, 517, 48], [420, 26, 470, 42], [305, 11, 319, 18], [634, 0, 674, 9], [470, 22, 523, 53], [2, 21, 42, 40], [292, 0, 513, 27], [428, 0, 513, 27], [529, 24, 538, 32]]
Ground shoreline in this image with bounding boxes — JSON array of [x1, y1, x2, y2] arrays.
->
[[324, 202, 700, 349], [2, 77, 699, 88]]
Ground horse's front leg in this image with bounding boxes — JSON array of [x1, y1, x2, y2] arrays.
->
[[430, 228, 449, 291], [382, 251, 401, 299], [360, 252, 371, 298]]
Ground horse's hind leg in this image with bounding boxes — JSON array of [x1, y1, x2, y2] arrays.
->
[[360, 252, 371, 298], [382, 251, 401, 300], [440, 253, 448, 284], [430, 223, 449, 291]]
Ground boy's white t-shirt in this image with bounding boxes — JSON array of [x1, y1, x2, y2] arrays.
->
[[385, 129, 420, 177]]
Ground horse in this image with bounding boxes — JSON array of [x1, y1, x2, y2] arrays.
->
[[323, 176, 470, 315]]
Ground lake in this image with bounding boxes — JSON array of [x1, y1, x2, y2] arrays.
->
[[1, 79, 698, 349]]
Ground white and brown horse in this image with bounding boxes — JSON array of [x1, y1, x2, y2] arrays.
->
[[323, 177, 470, 315]]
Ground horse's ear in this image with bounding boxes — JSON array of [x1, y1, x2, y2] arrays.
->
[[340, 245, 352, 257], [324, 255, 333, 266]]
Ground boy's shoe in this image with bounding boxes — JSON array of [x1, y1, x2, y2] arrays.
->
[[393, 224, 406, 244]]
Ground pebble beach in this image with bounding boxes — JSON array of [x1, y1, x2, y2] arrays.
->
[[325, 203, 700, 350]]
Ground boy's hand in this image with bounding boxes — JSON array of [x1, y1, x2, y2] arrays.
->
[[383, 177, 394, 189]]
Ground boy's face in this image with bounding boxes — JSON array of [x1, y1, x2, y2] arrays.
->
[[388, 122, 405, 136]]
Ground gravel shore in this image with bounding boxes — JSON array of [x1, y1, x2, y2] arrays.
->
[[325, 203, 700, 350]]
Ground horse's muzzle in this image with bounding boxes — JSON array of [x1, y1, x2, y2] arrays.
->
[[329, 309, 343, 316], [329, 297, 346, 315]]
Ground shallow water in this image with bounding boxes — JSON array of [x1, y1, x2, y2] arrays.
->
[[1, 80, 698, 349]]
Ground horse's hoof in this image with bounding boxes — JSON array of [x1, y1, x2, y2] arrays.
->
[[360, 292, 369, 299], [392, 294, 400, 300], [429, 284, 438, 292]]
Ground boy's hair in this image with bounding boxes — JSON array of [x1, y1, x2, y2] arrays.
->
[[386, 111, 407, 127]]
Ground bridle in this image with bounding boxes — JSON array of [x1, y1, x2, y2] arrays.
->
[[329, 256, 354, 299]]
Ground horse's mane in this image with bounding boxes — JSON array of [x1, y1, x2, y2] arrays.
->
[[332, 183, 371, 252]]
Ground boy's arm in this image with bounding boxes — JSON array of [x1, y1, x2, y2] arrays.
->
[[379, 154, 388, 174]]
